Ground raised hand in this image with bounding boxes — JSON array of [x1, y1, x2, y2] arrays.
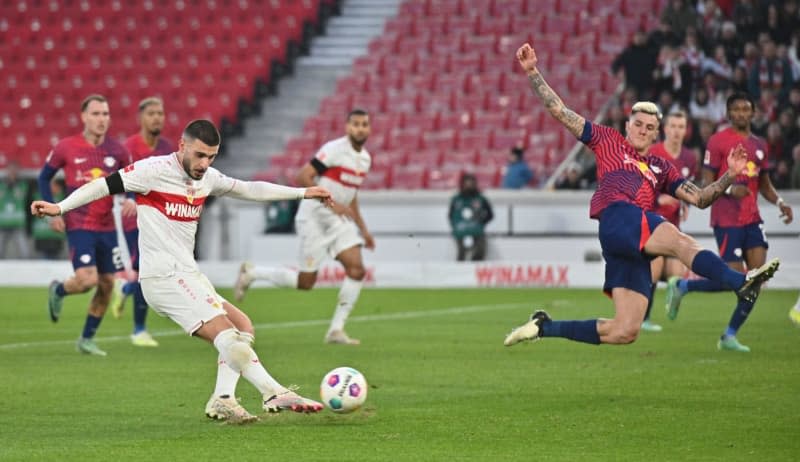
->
[[726, 144, 749, 176], [516, 43, 539, 73], [30, 200, 61, 218]]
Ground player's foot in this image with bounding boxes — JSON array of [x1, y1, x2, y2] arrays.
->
[[130, 331, 159, 347], [789, 308, 800, 327], [233, 261, 254, 302], [737, 258, 780, 303], [205, 395, 258, 424], [263, 390, 324, 413], [47, 280, 64, 323], [665, 276, 683, 321], [503, 310, 551, 346], [325, 329, 360, 345], [110, 279, 126, 319], [640, 320, 663, 332], [717, 335, 750, 353], [76, 338, 107, 356]]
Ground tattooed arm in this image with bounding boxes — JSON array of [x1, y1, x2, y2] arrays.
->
[[516, 43, 586, 138], [675, 171, 735, 209], [674, 144, 749, 209]]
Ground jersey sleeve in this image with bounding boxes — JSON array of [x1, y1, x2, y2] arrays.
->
[[118, 159, 156, 194], [45, 141, 67, 170], [578, 121, 623, 155], [207, 168, 238, 196], [703, 134, 723, 173], [661, 160, 686, 196], [310, 142, 333, 174]]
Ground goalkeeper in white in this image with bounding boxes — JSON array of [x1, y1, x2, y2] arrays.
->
[[32, 120, 332, 423]]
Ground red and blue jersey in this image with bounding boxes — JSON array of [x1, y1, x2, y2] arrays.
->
[[650, 142, 698, 226], [122, 134, 175, 231], [580, 122, 685, 219], [45, 134, 131, 231], [704, 127, 768, 228]]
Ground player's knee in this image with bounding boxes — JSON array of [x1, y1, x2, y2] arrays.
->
[[617, 325, 640, 344], [346, 265, 366, 281], [297, 279, 315, 290]]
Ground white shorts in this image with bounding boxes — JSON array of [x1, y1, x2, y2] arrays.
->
[[295, 219, 364, 272], [140, 272, 227, 335]]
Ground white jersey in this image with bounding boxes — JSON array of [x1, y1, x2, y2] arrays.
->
[[117, 154, 235, 278], [296, 136, 371, 228]]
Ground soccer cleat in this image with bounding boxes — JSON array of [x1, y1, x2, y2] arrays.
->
[[48, 280, 64, 323], [737, 258, 780, 303], [109, 279, 126, 319], [205, 395, 258, 424], [76, 338, 107, 356], [503, 310, 551, 346], [130, 331, 159, 347], [717, 336, 750, 353], [790, 308, 800, 327], [665, 276, 683, 321], [640, 320, 663, 332], [233, 262, 254, 302], [325, 329, 360, 345], [263, 390, 324, 413]]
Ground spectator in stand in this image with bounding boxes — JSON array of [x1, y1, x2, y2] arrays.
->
[[448, 173, 493, 262], [764, 4, 790, 46], [780, 1, 800, 39], [554, 162, 585, 190], [612, 30, 658, 100], [783, 86, 800, 115], [648, 19, 679, 52], [702, 45, 734, 81], [718, 21, 743, 69], [653, 44, 692, 105], [731, 65, 750, 93], [660, 0, 699, 39], [689, 86, 722, 123], [657, 90, 681, 117], [772, 159, 792, 189], [748, 39, 795, 101], [777, 108, 799, 148], [753, 88, 778, 135], [788, 32, 800, 80], [698, 0, 724, 39], [766, 122, 786, 165], [791, 146, 800, 188], [0, 161, 32, 259], [733, 0, 761, 43], [606, 104, 627, 133], [501, 146, 533, 189]]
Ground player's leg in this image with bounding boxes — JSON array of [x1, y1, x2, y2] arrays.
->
[[641, 257, 663, 332], [665, 226, 742, 319], [234, 261, 302, 300], [111, 229, 136, 318], [719, 225, 769, 352], [790, 292, 800, 326], [205, 301, 252, 419], [326, 243, 367, 345], [48, 231, 98, 322], [473, 234, 488, 261]]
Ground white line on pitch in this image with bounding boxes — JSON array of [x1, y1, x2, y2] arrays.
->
[[0, 302, 529, 350]]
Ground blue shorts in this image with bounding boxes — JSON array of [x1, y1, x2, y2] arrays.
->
[[713, 223, 768, 263], [67, 230, 123, 274], [598, 202, 666, 298], [124, 229, 140, 271]]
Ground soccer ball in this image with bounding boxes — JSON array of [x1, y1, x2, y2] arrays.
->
[[320, 367, 368, 413]]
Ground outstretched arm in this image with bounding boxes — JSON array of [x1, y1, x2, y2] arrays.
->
[[31, 175, 114, 217], [517, 43, 586, 138], [675, 144, 748, 209]]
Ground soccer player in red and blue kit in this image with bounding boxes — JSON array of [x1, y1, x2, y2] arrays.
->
[[640, 110, 698, 333], [504, 43, 780, 349], [110, 97, 175, 347], [37, 94, 132, 356], [665, 92, 794, 352]]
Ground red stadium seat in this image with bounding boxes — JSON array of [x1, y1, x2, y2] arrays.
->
[[391, 165, 427, 189]]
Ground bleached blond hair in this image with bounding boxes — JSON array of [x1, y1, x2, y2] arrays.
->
[[630, 101, 662, 122]]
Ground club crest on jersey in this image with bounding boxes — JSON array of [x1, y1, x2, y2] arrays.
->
[[103, 156, 116, 168], [755, 149, 764, 160], [743, 160, 759, 178], [623, 157, 658, 186], [186, 187, 197, 204]]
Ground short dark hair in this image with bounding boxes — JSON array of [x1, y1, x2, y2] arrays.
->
[[347, 108, 369, 121], [726, 91, 754, 111], [183, 119, 221, 146], [511, 147, 524, 159], [81, 94, 108, 112], [138, 96, 163, 113]]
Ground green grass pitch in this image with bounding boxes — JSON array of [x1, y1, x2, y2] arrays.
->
[[0, 287, 797, 461]]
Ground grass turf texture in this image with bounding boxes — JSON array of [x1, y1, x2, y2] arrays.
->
[[0, 287, 796, 461]]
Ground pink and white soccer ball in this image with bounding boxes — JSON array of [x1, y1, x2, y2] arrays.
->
[[320, 367, 368, 413]]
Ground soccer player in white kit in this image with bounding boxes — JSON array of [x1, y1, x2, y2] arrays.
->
[[234, 109, 374, 345], [32, 120, 332, 423]]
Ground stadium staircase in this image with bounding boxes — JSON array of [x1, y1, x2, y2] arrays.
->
[[219, 0, 403, 178], [254, 0, 664, 189]]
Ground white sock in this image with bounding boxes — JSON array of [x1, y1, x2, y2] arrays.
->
[[213, 329, 285, 396], [328, 276, 363, 333], [251, 266, 299, 288], [212, 355, 240, 397]]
